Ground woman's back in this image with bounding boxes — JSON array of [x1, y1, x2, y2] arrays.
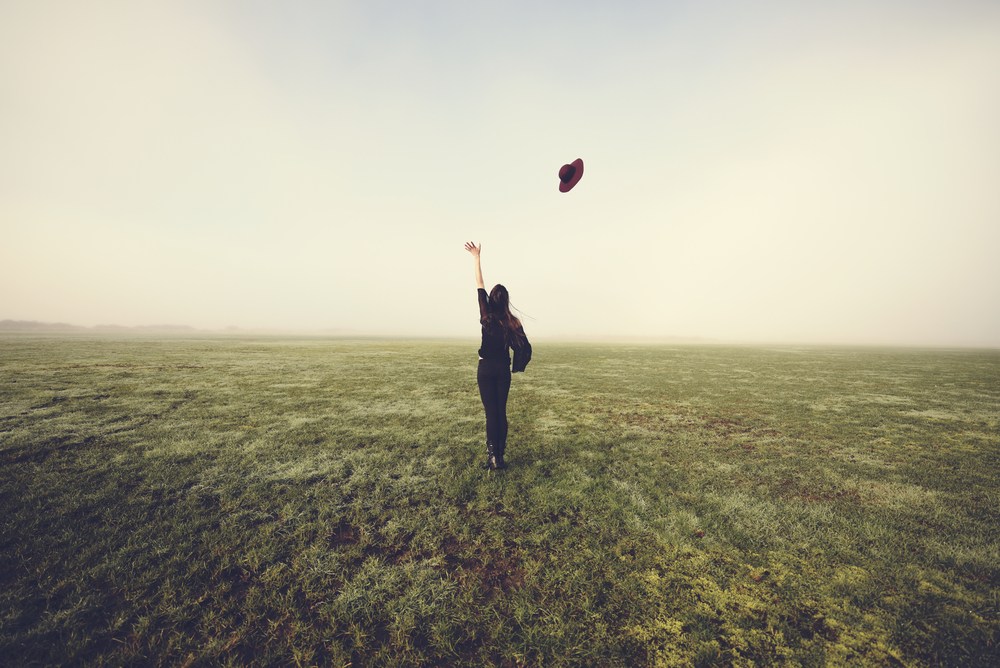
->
[[477, 287, 526, 363]]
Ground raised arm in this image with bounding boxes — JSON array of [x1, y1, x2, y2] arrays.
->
[[464, 241, 485, 289]]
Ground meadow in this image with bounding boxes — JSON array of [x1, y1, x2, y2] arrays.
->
[[0, 334, 997, 666]]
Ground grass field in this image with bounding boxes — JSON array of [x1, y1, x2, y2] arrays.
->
[[1, 334, 997, 666]]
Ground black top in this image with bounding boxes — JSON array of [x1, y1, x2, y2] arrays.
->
[[477, 288, 528, 365]]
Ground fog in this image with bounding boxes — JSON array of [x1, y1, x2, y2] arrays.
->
[[3, 1, 998, 346]]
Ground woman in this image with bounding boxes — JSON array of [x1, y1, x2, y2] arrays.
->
[[464, 242, 531, 470]]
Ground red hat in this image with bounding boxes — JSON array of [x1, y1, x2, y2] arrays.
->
[[558, 158, 584, 193]]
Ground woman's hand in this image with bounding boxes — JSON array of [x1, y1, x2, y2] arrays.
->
[[465, 242, 485, 288]]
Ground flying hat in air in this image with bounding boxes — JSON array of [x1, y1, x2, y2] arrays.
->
[[558, 158, 584, 193]]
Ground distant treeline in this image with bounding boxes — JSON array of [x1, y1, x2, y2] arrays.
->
[[0, 320, 198, 333]]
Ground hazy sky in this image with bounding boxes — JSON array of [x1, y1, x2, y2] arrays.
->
[[3, 0, 998, 346]]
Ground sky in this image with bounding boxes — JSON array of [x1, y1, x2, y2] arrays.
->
[[2, 0, 999, 346]]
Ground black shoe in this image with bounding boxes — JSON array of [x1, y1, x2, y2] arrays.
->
[[482, 440, 496, 470], [496, 444, 507, 469]]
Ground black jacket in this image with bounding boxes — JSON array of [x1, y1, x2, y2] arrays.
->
[[477, 288, 532, 372]]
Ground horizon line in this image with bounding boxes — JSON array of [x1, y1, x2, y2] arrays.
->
[[2, 319, 998, 350]]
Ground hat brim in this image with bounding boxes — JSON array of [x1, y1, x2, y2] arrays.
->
[[558, 158, 584, 193]]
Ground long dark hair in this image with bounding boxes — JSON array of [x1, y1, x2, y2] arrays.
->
[[485, 284, 526, 343]]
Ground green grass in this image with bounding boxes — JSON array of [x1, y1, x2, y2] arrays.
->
[[1, 334, 997, 666]]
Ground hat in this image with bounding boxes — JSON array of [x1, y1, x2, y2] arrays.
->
[[558, 158, 584, 193]]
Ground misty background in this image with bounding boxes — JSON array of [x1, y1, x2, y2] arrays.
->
[[2, 0, 998, 346]]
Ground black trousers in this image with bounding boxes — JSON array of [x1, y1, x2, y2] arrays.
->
[[477, 358, 511, 457]]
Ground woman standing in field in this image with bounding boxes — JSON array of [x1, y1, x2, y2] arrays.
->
[[464, 242, 531, 470]]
